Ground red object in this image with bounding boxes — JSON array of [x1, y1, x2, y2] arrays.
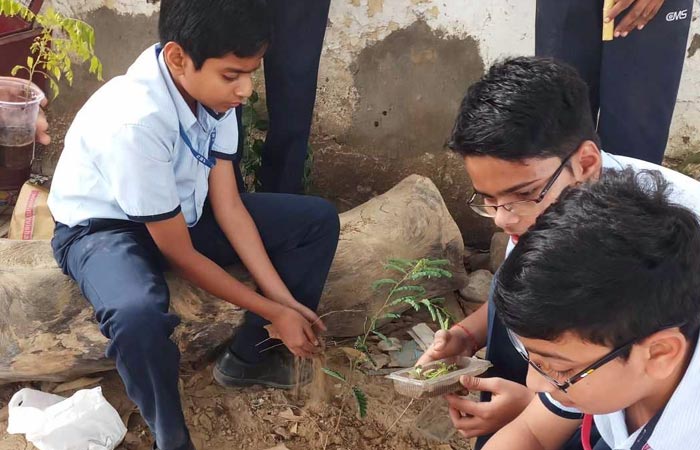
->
[[452, 322, 481, 355], [582, 414, 594, 450]]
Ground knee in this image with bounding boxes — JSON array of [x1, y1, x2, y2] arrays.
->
[[309, 197, 340, 240], [105, 300, 179, 347]]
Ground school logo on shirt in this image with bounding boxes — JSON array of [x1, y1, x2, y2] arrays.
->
[[666, 9, 688, 21]]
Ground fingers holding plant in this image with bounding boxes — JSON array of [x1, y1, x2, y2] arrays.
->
[[416, 328, 472, 366]]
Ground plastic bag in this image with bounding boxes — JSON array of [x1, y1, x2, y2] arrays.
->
[[7, 387, 127, 450]]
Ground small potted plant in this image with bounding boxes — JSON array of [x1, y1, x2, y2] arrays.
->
[[0, 0, 102, 192]]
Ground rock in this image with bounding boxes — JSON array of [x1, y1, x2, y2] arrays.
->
[[458, 270, 493, 304], [464, 248, 491, 272], [377, 337, 402, 352], [489, 232, 510, 273], [318, 175, 468, 336]]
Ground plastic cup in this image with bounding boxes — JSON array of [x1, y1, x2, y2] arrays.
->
[[0, 77, 44, 191]]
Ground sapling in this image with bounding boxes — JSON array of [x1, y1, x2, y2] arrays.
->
[[321, 257, 454, 446], [0, 0, 103, 99], [409, 361, 458, 380]]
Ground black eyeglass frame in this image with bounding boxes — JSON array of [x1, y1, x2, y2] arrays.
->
[[467, 150, 578, 218], [506, 323, 686, 393]]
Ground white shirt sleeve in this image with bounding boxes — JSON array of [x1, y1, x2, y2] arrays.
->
[[99, 124, 181, 222]]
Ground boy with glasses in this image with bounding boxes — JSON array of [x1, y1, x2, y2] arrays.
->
[[416, 57, 700, 448], [484, 168, 700, 450]]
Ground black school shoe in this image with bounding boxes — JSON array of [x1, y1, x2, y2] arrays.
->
[[213, 347, 312, 389]]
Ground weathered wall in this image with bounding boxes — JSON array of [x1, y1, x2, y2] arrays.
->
[[40, 0, 700, 245]]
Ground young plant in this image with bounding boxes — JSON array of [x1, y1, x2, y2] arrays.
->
[[409, 361, 458, 380], [0, 0, 103, 99], [323, 258, 454, 422]]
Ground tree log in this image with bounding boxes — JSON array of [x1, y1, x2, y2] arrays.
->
[[0, 175, 466, 383]]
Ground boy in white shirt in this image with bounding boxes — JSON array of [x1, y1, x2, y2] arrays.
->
[[48, 1, 339, 449], [485, 168, 700, 450], [417, 57, 700, 449]]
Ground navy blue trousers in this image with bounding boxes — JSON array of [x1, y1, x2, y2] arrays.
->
[[234, 0, 331, 194], [51, 193, 339, 450], [536, 0, 693, 164]]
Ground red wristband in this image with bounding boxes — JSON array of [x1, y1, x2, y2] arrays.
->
[[452, 323, 480, 355]]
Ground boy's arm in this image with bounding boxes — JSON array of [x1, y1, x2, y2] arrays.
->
[[206, 158, 326, 331], [481, 394, 582, 450], [145, 213, 319, 358]]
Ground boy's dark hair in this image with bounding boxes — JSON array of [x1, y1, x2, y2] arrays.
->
[[494, 168, 700, 350], [159, 0, 272, 69], [449, 57, 601, 161]]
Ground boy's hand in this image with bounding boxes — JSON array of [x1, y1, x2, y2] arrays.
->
[[606, 0, 666, 37], [289, 302, 327, 334], [270, 306, 321, 359], [416, 328, 472, 366], [445, 376, 535, 439]]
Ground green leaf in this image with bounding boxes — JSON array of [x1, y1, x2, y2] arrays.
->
[[321, 367, 347, 383], [242, 105, 257, 128], [387, 258, 415, 268], [394, 285, 426, 295], [435, 308, 446, 330], [426, 259, 451, 267], [421, 299, 437, 321], [372, 278, 397, 290], [372, 330, 390, 344], [384, 263, 407, 274], [249, 90, 259, 104], [26, 56, 34, 68], [405, 298, 420, 311], [389, 295, 416, 306], [254, 119, 268, 131], [382, 312, 401, 319], [352, 386, 368, 418]]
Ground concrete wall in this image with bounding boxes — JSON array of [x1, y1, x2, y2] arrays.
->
[[41, 0, 700, 245]]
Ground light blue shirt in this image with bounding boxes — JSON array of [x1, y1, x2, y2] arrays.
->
[[504, 150, 700, 255], [48, 44, 238, 227]]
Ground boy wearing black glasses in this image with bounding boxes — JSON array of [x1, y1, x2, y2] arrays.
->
[[484, 168, 700, 450], [416, 57, 700, 448]]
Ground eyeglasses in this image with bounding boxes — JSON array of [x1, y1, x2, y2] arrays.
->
[[467, 150, 577, 218], [506, 324, 685, 393]]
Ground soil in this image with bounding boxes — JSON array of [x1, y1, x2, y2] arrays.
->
[[0, 340, 473, 450]]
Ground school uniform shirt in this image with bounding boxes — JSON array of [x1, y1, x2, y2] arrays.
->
[[539, 336, 700, 450], [48, 44, 238, 228], [504, 150, 700, 256]]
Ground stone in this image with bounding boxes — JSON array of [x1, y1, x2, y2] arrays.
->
[[458, 270, 493, 304], [489, 232, 510, 273]]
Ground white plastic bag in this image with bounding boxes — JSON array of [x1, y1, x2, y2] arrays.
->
[[7, 387, 127, 450]]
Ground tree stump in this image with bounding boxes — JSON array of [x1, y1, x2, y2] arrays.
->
[[0, 175, 466, 383]]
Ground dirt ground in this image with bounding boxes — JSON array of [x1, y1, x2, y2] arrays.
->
[[0, 332, 474, 450]]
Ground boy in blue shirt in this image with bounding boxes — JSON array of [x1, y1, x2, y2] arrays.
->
[[47, 1, 339, 449], [485, 168, 700, 450]]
